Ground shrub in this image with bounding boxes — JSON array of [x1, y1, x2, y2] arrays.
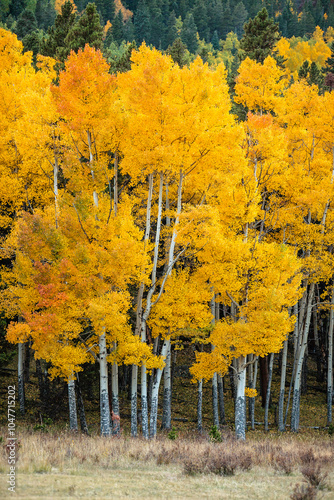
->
[[274, 452, 294, 475], [290, 483, 317, 500], [301, 462, 328, 490], [168, 427, 178, 441], [209, 425, 222, 443]]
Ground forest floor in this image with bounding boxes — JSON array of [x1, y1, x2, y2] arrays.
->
[[0, 431, 334, 499], [0, 346, 333, 498]]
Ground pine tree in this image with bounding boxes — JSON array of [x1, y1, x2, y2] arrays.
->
[[240, 7, 280, 64], [211, 30, 219, 51], [9, 0, 25, 18], [123, 17, 136, 42], [40, 0, 77, 66], [111, 10, 124, 45], [181, 12, 198, 54], [207, 0, 224, 39], [163, 10, 178, 50], [15, 9, 38, 40], [232, 1, 248, 38], [35, 0, 57, 31], [324, 41, 334, 90], [149, 0, 164, 48], [192, 0, 209, 41], [134, 0, 151, 45], [66, 3, 104, 53], [167, 37, 188, 66], [221, 1, 234, 39]]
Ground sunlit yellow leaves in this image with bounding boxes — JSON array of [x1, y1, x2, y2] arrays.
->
[[6, 322, 31, 343], [148, 269, 212, 338], [276, 35, 332, 75], [52, 45, 115, 131], [235, 56, 286, 114]]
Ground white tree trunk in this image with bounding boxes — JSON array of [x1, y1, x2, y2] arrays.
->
[[131, 364, 138, 437], [112, 352, 120, 435], [291, 283, 314, 432], [99, 330, 111, 436], [150, 339, 170, 438], [162, 342, 172, 430], [278, 339, 288, 431], [212, 372, 219, 427], [68, 376, 78, 432], [197, 378, 203, 433], [235, 355, 246, 440], [217, 374, 226, 426], [264, 353, 274, 431]]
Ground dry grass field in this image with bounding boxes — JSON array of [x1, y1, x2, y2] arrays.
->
[[0, 430, 334, 499]]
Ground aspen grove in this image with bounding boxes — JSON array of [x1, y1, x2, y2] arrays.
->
[[1, 27, 334, 440]]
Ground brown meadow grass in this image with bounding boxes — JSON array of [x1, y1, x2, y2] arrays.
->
[[0, 429, 334, 498]]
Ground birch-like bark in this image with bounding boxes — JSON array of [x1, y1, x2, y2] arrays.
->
[[68, 376, 78, 432], [210, 295, 219, 427], [278, 339, 288, 431], [235, 355, 246, 440], [264, 353, 274, 431], [131, 365, 138, 437], [150, 339, 170, 438], [161, 342, 172, 430], [327, 288, 334, 425], [149, 171, 183, 438], [291, 283, 315, 432], [285, 296, 305, 427], [112, 344, 120, 435], [99, 330, 111, 436], [140, 173, 162, 439], [212, 372, 219, 428], [197, 378, 203, 433], [18, 342, 25, 415]]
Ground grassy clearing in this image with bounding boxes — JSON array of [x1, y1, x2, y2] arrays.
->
[[0, 430, 333, 499]]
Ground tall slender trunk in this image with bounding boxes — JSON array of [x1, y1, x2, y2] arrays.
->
[[68, 376, 78, 432], [112, 345, 120, 435], [278, 339, 288, 431], [149, 171, 183, 438], [212, 372, 219, 428], [291, 283, 315, 432], [134, 173, 154, 438], [75, 375, 89, 435], [99, 330, 111, 436], [150, 339, 170, 438], [18, 342, 25, 415], [161, 342, 172, 430], [264, 353, 274, 431], [235, 355, 246, 440], [197, 378, 203, 433], [217, 374, 226, 426], [285, 296, 306, 427], [327, 288, 334, 425], [131, 365, 138, 437], [210, 295, 219, 427]]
